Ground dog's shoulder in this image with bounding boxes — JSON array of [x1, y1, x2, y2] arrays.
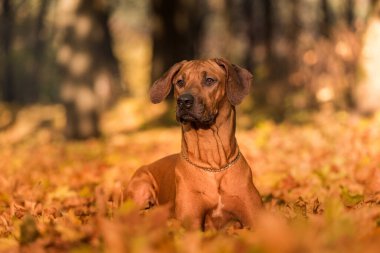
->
[[142, 153, 179, 178], [147, 153, 179, 168]]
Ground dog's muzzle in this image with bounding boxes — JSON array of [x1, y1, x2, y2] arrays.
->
[[176, 93, 216, 126], [177, 93, 194, 110], [177, 93, 197, 123]]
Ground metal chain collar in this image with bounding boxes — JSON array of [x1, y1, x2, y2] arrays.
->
[[181, 151, 241, 173]]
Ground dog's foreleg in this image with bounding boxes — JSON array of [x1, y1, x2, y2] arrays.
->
[[126, 168, 159, 210]]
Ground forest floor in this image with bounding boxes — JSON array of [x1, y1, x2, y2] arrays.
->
[[0, 106, 380, 253]]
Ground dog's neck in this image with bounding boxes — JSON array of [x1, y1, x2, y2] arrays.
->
[[181, 100, 239, 169]]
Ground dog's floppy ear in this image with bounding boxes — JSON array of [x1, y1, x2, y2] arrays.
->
[[215, 58, 253, 105], [149, 60, 187, 104]]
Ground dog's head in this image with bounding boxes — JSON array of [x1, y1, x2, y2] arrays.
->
[[150, 58, 253, 128]]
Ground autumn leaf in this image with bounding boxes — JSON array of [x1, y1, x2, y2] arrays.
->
[[19, 215, 39, 245], [340, 186, 364, 208], [1, 111, 380, 252]]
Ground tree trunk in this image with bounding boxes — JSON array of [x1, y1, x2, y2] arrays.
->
[[151, 0, 206, 81], [355, 1, 380, 113], [320, 0, 333, 37], [346, 0, 355, 29], [290, 0, 300, 45], [263, 0, 273, 61], [0, 0, 15, 102], [242, 0, 254, 70], [26, 0, 49, 103], [55, 0, 120, 139]]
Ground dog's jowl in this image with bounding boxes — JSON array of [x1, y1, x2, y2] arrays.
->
[[126, 58, 263, 230]]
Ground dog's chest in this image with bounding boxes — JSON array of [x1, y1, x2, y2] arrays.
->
[[210, 195, 224, 217], [204, 192, 241, 230], [206, 178, 227, 217], [207, 174, 228, 216]]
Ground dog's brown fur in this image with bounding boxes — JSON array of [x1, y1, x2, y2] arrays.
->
[[126, 59, 262, 230]]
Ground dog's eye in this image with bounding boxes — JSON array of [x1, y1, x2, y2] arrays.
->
[[205, 77, 216, 86], [176, 79, 185, 87]]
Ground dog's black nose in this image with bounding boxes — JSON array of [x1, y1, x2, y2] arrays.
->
[[177, 93, 194, 109]]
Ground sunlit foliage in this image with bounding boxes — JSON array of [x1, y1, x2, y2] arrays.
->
[[0, 110, 379, 252]]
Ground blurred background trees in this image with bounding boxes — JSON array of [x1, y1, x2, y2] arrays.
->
[[1, 0, 380, 139], [55, 0, 120, 138]]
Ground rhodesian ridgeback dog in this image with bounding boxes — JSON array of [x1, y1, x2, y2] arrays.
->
[[126, 58, 263, 230]]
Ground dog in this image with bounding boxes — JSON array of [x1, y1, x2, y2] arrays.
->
[[126, 58, 263, 230]]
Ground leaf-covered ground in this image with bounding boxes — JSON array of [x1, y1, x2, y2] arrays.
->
[[1, 109, 380, 253]]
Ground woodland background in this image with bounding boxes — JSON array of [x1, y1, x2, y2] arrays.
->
[[1, 0, 380, 252]]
